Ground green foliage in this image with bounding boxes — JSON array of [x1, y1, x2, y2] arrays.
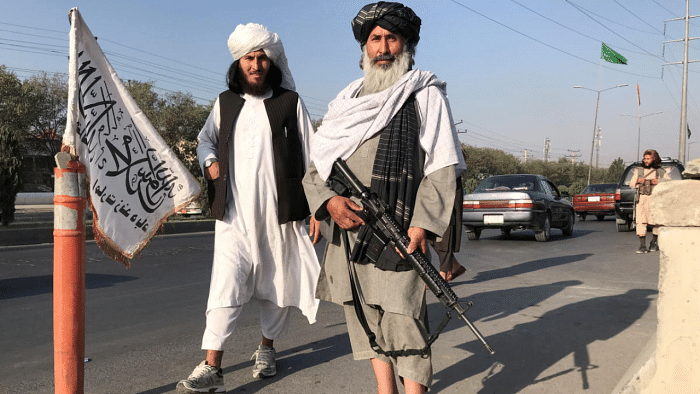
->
[[606, 157, 625, 183], [461, 145, 521, 180], [0, 67, 28, 226], [22, 72, 68, 159], [125, 81, 212, 177], [463, 178, 480, 194], [460, 143, 627, 194], [568, 181, 585, 196], [0, 126, 22, 226], [311, 118, 323, 131]]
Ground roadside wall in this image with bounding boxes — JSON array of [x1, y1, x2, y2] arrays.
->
[[614, 159, 700, 393], [15, 192, 54, 205]]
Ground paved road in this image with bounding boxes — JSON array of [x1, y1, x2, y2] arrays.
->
[[0, 218, 658, 393]]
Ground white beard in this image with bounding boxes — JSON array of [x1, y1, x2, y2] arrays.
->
[[361, 45, 411, 95]]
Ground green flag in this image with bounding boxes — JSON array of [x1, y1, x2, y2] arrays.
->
[[601, 43, 627, 65]]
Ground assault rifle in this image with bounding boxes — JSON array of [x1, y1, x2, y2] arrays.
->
[[329, 158, 495, 354]]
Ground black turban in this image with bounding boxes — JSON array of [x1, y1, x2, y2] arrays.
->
[[351, 2, 421, 47]]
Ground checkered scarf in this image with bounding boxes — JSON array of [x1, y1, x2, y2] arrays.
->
[[351, 95, 420, 269]]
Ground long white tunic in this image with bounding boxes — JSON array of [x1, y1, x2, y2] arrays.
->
[[197, 90, 320, 324]]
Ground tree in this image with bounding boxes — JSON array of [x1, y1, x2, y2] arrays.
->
[[125, 81, 211, 176], [461, 145, 521, 180], [606, 158, 625, 183], [22, 72, 68, 159], [159, 91, 211, 176], [125, 81, 213, 216], [124, 80, 161, 127], [0, 66, 28, 226], [311, 118, 323, 131]]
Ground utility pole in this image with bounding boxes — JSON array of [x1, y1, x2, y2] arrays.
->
[[595, 127, 601, 169], [566, 149, 581, 183], [574, 84, 627, 185], [566, 149, 581, 164], [523, 149, 528, 163], [663, 0, 700, 165], [543, 138, 551, 162]]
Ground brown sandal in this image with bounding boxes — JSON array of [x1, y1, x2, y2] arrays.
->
[[445, 265, 466, 282]]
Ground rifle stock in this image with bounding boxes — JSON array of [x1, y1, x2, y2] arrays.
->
[[331, 158, 495, 354]]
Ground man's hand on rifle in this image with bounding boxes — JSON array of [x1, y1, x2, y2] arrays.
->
[[396, 227, 428, 259], [326, 196, 365, 230]]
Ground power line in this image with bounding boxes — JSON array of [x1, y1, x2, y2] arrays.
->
[[566, 0, 666, 62], [566, 1, 661, 35], [651, 0, 677, 17], [509, 0, 651, 57], [612, 0, 664, 34], [0, 21, 64, 34], [448, 0, 659, 79]]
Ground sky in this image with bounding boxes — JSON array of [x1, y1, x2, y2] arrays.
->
[[3, 0, 700, 167]]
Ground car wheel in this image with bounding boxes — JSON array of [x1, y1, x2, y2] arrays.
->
[[561, 212, 574, 236], [617, 220, 632, 232], [535, 214, 551, 242], [578, 213, 587, 221], [500, 228, 511, 237], [596, 214, 605, 221], [466, 229, 481, 240]]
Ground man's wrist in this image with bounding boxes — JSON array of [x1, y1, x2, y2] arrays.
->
[[204, 158, 218, 168], [315, 198, 332, 221]]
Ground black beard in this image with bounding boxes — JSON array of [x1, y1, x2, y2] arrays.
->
[[238, 71, 270, 96]]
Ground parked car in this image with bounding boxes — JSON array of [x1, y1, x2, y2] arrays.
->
[[614, 158, 685, 232], [462, 174, 575, 242], [176, 201, 203, 217], [573, 183, 617, 221]]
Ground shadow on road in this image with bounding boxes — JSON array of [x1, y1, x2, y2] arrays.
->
[[475, 228, 598, 242], [430, 286, 657, 393], [462, 253, 593, 284], [134, 332, 353, 394], [0, 273, 138, 300]]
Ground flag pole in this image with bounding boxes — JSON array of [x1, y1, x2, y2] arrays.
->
[[53, 151, 87, 394], [53, 8, 87, 393]]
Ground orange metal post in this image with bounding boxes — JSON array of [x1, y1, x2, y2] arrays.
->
[[53, 153, 87, 394]]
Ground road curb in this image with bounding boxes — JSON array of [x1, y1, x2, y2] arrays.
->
[[0, 220, 215, 247]]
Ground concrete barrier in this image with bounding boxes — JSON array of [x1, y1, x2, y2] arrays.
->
[[15, 192, 54, 205], [612, 159, 700, 393]]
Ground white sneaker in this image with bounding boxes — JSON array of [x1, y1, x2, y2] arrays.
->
[[251, 345, 277, 378], [176, 360, 225, 393]]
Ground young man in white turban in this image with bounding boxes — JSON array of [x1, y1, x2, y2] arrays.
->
[[176, 23, 320, 394], [302, 3, 466, 394]]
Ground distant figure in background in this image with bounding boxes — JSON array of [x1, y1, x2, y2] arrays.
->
[[629, 149, 670, 254]]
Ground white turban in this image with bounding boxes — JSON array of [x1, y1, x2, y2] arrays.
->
[[227, 23, 295, 91]]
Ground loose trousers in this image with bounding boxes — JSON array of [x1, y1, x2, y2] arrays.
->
[[202, 300, 290, 351]]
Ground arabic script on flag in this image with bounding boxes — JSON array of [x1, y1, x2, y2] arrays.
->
[[65, 8, 200, 265]]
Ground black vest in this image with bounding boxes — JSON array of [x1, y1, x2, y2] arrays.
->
[[207, 88, 310, 223]]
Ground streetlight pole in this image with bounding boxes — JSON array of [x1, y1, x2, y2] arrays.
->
[[620, 111, 663, 162], [574, 84, 628, 185]]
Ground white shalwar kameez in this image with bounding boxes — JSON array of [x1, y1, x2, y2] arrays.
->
[[197, 90, 320, 348]]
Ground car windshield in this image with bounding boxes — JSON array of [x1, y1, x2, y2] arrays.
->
[[475, 176, 538, 192], [581, 184, 616, 194], [622, 165, 684, 184]]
